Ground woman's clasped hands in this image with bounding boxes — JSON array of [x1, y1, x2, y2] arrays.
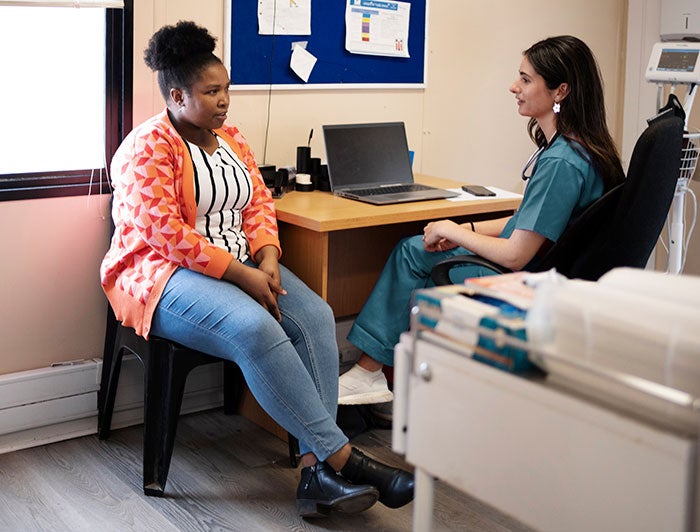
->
[[422, 220, 461, 252]]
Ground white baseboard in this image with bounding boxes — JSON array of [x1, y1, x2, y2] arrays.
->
[[0, 320, 354, 454], [0, 355, 225, 454]]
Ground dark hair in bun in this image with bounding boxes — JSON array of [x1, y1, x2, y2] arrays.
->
[[144, 20, 222, 101]]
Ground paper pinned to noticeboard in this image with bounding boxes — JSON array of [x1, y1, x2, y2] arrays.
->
[[345, 0, 410, 58], [290, 42, 317, 82], [258, 0, 311, 35]]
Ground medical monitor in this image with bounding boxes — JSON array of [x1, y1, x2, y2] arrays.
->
[[645, 41, 700, 84]]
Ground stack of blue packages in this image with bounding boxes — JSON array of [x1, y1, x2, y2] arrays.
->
[[412, 277, 534, 374]]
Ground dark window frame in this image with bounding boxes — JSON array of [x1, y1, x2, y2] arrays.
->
[[0, 1, 133, 202]]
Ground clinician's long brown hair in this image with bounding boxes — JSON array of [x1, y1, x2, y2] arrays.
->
[[525, 35, 625, 192]]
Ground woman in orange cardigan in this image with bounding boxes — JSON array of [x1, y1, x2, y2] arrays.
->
[[101, 21, 412, 518]]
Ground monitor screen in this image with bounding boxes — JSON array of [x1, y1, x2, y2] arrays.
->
[[657, 48, 700, 72]]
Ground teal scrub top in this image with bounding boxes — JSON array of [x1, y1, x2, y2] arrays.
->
[[501, 135, 604, 244], [447, 134, 605, 281]]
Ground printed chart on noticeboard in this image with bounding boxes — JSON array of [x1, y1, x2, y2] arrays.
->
[[226, 0, 428, 89]]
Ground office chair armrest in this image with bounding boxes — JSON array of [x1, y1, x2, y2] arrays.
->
[[430, 255, 512, 285]]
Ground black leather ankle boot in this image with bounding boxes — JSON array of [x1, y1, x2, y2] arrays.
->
[[296, 461, 379, 518], [340, 447, 414, 509]]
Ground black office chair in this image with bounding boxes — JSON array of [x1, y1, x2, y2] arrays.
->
[[98, 308, 300, 497], [431, 115, 685, 284]]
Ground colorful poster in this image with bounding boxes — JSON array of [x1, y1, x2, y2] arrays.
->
[[345, 0, 411, 58]]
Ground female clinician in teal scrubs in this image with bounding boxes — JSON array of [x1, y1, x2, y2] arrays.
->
[[340, 35, 626, 406]]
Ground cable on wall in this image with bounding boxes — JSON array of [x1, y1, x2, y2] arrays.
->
[[261, 0, 277, 165]]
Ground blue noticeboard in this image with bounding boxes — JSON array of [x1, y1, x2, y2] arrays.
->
[[226, 0, 428, 89]]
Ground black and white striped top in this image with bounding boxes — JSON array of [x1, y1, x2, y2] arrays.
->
[[186, 135, 253, 262]]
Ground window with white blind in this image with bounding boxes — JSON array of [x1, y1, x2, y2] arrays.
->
[[0, 1, 130, 201]]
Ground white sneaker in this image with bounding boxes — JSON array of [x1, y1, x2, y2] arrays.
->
[[338, 365, 393, 405]]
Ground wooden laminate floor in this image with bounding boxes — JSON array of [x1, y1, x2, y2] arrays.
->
[[0, 410, 532, 531]]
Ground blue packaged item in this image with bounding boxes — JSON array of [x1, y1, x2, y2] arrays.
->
[[412, 281, 533, 374]]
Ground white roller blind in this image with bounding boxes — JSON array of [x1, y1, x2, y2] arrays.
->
[[0, 1, 123, 6]]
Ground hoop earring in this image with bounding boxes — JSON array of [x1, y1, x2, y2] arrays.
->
[[553, 101, 561, 114]]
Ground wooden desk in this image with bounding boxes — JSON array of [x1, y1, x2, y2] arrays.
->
[[274, 175, 521, 318]]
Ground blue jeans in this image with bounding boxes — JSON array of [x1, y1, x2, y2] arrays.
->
[[348, 235, 496, 366], [150, 262, 348, 461]]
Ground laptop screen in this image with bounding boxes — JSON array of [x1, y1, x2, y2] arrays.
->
[[323, 122, 414, 190]]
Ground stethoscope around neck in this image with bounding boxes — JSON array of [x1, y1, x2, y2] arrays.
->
[[521, 131, 560, 181]]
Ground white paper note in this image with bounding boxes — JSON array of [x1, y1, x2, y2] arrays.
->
[[258, 0, 311, 36], [290, 43, 317, 82]]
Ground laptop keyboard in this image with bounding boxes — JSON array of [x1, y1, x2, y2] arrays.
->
[[352, 183, 434, 196]]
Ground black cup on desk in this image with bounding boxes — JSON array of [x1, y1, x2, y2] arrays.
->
[[309, 157, 321, 188], [296, 146, 311, 175], [318, 164, 331, 191]]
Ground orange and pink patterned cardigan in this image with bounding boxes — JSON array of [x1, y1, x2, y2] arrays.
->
[[100, 109, 280, 338]]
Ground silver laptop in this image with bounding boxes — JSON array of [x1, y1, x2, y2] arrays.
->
[[322, 122, 458, 205]]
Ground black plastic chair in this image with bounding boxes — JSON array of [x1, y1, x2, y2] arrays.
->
[[431, 116, 685, 284], [98, 307, 299, 496]]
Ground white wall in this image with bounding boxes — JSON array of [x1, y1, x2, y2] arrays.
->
[[0, 0, 656, 376], [420, 0, 627, 195], [0, 195, 111, 374]]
